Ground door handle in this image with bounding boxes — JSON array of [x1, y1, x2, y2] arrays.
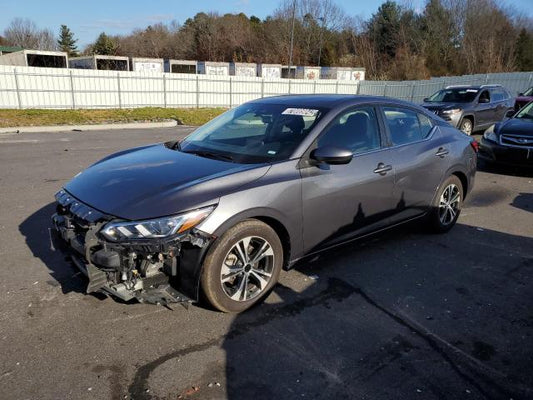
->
[[373, 163, 392, 175], [435, 147, 449, 158]]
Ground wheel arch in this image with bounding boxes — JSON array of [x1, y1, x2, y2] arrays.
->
[[431, 165, 470, 207], [460, 114, 475, 130], [211, 208, 294, 268], [253, 216, 292, 269], [452, 170, 468, 199]]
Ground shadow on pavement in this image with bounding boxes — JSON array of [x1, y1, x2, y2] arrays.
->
[[127, 223, 533, 400], [477, 159, 533, 178], [511, 193, 533, 213], [18, 202, 96, 296]]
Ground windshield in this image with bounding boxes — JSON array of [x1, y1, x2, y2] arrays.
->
[[523, 87, 533, 97], [515, 102, 533, 120], [179, 103, 328, 163], [426, 88, 479, 103]]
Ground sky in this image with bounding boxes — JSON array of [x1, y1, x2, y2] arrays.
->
[[1, 0, 532, 47]]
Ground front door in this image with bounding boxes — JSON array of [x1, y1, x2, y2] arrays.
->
[[300, 105, 397, 253]]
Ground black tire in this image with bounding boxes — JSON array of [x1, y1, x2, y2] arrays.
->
[[459, 118, 473, 135], [427, 175, 463, 233], [200, 219, 283, 313]]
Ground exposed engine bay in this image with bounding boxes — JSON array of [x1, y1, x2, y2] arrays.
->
[[51, 190, 214, 306]]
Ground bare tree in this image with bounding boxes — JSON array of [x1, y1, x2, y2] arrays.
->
[[3, 18, 56, 50], [80, 0, 527, 78], [345, 17, 380, 78], [461, 0, 517, 73]]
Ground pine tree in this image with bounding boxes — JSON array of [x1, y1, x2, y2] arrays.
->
[[515, 28, 533, 72], [57, 25, 78, 57], [91, 32, 117, 56]]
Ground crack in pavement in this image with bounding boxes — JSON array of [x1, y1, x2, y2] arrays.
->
[[128, 278, 355, 399]]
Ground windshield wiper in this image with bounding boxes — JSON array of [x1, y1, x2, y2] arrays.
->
[[182, 149, 234, 162]]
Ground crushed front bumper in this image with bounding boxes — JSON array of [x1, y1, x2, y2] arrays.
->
[[51, 190, 214, 306]]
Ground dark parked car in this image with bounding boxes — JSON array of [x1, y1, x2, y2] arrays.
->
[[52, 95, 477, 312], [514, 87, 533, 111], [480, 101, 533, 166], [422, 85, 514, 135]]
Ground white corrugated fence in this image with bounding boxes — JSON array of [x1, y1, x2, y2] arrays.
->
[[0, 65, 531, 109]]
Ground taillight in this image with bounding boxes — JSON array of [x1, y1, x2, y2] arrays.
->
[[470, 140, 479, 153]]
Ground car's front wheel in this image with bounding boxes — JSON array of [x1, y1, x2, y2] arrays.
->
[[428, 175, 463, 233], [459, 118, 473, 135], [200, 219, 283, 313]]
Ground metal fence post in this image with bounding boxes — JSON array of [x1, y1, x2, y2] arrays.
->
[[335, 81, 339, 94], [117, 73, 122, 109], [313, 80, 317, 94], [288, 79, 291, 94], [229, 77, 232, 108], [196, 75, 199, 109], [163, 74, 167, 108], [69, 70, 76, 109], [383, 83, 388, 97], [410, 82, 416, 102], [261, 78, 265, 98], [13, 68, 22, 109]]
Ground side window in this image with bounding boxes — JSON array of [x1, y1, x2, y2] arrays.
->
[[491, 89, 504, 102], [383, 107, 433, 146], [479, 90, 491, 103], [418, 113, 434, 138], [502, 89, 510, 100], [318, 106, 381, 155]]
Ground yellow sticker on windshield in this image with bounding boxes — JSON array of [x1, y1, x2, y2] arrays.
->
[[282, 108, 319, 117]]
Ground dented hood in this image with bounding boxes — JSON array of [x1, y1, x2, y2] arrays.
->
[[64, 143, 269, 220]]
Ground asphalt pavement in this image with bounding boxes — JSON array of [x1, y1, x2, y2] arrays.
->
[[0, 127, 532, 400]]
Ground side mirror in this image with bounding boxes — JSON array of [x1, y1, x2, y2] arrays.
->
[[518, 93, 523, 96], [310, 146, 353, 165], [505, 109, 515, 118], [423, 97, 429, 102], [479, 97, 490, 104]]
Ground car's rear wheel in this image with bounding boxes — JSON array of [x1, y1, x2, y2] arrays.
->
[[200, 219, 283, 313], [428, 175, 463, 233], [459, 118, 473, 135]]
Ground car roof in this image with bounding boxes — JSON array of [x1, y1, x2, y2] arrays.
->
[[248, 94, 419, 109]]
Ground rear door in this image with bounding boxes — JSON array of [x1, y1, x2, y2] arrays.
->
[[300, 105, 397, 253], [490, 88, 509, 122], [380, 106, 450, 223]]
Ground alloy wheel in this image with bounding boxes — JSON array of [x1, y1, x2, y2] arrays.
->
[[220, 236, 275, 302], [439, 184, 461, 225]]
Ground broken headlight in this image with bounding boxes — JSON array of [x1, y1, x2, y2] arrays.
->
[[100, 206, 215, 241]]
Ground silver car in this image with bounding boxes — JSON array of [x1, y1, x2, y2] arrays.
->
[[52, 95, 478, 312]]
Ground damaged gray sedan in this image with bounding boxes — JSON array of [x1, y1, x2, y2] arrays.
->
[[52, 95, 477, 312]]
